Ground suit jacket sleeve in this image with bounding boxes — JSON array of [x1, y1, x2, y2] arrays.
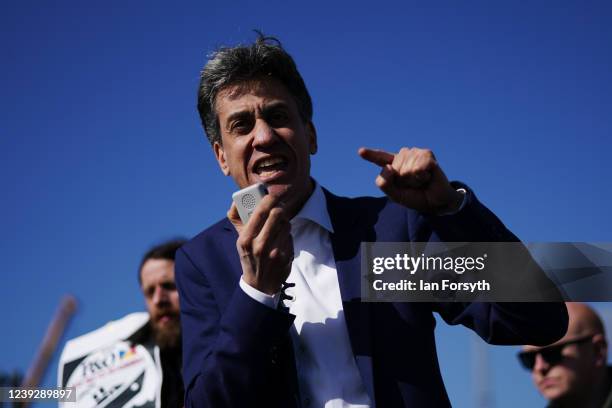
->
[[422, 183, 568, 345], [175, 247, 295, 408]]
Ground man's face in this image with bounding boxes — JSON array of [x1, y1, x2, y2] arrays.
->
[[140, 259, 181, 350], [523, 337, 598, 403], [213, 78, 317, 215]]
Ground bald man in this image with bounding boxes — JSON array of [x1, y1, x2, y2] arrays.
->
[[518, 303, 612, 407]]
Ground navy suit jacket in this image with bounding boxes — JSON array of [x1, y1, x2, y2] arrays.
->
[[175, 186, 567, 408]]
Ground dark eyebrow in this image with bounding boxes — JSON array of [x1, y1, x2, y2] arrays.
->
[[225, 101, 290, 123]]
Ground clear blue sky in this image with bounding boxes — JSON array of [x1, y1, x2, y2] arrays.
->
[[1, 1, 611, 406]]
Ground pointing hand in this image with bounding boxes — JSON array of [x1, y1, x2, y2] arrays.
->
[[358, 147, 463, 215]]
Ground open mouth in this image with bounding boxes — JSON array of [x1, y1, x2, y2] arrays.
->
[[253, 156, 289, 179]]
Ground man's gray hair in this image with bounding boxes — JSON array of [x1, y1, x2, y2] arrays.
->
[[197, 32, 313, 145]]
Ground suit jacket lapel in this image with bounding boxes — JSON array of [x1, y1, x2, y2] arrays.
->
[[324, 189, 376, 405], [222, 217, 301, 407], [221, 219, 242, 278]]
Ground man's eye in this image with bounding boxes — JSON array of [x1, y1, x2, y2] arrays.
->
[[231, 120, 251, 133], [269, 111, 289, 126], [162, 282, 176, 291]]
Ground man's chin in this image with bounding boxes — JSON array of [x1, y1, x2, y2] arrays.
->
[[266, 179, 313, 202], [263, 182, 291, 198], [152, 319, 181, 350], [540, 385, 567, 401]]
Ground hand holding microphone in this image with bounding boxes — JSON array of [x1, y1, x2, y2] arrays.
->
[[228, 184, 294, 295]]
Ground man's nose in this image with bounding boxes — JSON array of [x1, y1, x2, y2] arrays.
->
[[152, 286, 169, 305], [252, 119, 278, 147], [533, 353, 550, 373]]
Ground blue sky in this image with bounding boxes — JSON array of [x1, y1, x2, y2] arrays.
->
[[1, 1, 611, 406]]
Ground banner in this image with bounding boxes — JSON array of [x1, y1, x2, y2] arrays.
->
[[58, 313, 160, 408]]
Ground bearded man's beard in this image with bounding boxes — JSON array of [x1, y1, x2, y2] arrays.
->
[[152, 318, 182, 350]]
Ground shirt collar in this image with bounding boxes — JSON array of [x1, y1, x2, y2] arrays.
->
[[292, 180, 334, 233]]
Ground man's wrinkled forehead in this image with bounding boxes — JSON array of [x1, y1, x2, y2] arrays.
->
[[217, 79, 271, 100], [215, 80, 300, 134], [215, 78, 293, 111], [215, 78, 283, 108]]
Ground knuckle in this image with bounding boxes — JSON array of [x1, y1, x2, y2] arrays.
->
[[422, 161, 435, 173], [258, 197, 273, 212], [418, 150, 429, 160], [251, 241, 265, 257], [262, 193, 274, 204], [268, 248, 279, 260], [398, 166, 412, 177], [237, 236, 251, 249]]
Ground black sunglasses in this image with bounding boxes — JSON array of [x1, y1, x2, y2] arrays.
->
[[517, 334, 594, 370]]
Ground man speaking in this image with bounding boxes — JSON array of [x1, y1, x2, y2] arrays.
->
[[175, 33, 568, 407]]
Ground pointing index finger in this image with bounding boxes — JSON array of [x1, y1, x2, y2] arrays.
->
[[358, 147, 395, 167]]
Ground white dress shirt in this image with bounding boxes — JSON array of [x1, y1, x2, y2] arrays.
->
[[239, 182, 467, 407], [240, 182, 371, 408]]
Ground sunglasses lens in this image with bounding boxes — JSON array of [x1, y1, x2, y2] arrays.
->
[[518, 346, 564, 370], [518, 352, 536, 370], [541, 348, 564, 365]]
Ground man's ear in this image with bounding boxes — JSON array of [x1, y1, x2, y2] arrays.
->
[[213, 141, 230, 176], [307, 121, 318, 155], [592, 334, 608, 367]]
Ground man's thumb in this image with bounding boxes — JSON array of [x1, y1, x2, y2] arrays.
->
[[227, 202, 243, 232], [376, 164, 397, 198]]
